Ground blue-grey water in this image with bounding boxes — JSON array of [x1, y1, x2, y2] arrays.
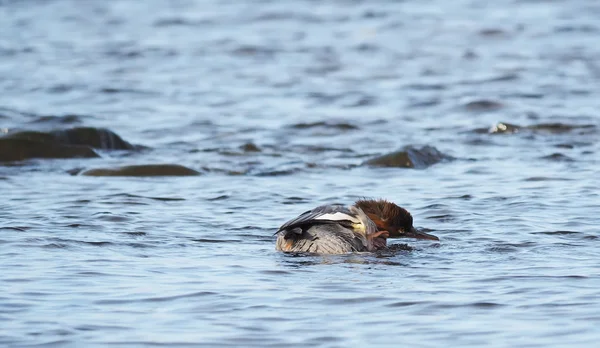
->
[[2, 0, 600, 347]]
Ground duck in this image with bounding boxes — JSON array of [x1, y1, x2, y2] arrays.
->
[[275, 199, 438, 254]]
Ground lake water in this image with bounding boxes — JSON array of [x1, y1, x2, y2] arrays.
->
[[2, 0, 600, 346]]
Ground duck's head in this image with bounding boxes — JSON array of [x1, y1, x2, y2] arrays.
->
[[354, 199, 439, 241]]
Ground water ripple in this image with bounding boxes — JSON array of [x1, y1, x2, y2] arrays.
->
[[2, 0, 600, 346]]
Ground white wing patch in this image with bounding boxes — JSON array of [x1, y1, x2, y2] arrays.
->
[[314, 212, 361, 224]]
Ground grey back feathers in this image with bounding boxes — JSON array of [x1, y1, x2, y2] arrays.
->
[[276, 224, 367, 254], [276, 204, 359, 233], [275, 204, 377, 254]]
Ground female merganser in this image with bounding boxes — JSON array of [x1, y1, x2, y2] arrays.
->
[[275, 199, 438, 254]]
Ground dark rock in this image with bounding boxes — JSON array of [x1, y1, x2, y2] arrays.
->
[[462, 99, 504, 112], [239, 142, 261, 152], [4, 127, 137, 150], [0, 127, 139, 162], [80, 164, 201, 177], [483, 122, 596, 135], [489, 122, 520, 134], [0, 138, 99, 162], [4, 130, 58, 143], [528, 123, 596, 134], [50, 127, 136, 150], [66, 167, 85, 175], [364, 146, 453, 169]]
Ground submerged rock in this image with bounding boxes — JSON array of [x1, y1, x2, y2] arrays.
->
[[364, 146, 453, 169], [50, 127, 137, 150], [489, 122, 520, 134], [485, 122, 596, 135], [462, 99, 504, 112], [5, 127, 136, 150], [0, 127, 139, 162], [528, 123, 596, 134], [80, 164, 201, 177], [0, 138, 99, 162], [239, 142, 261, 152]]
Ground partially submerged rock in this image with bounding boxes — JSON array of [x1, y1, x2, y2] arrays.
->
[[5, 127, 136, 150], [486, 122, 596, 135], [527, 123, 596, 134], [80, 164, 201, 177], [0, 127, 139, 162], [50, 127, 137, 150], [239, 142, 261, 152], [488, 122, 520, 134], [462, 99, 504, 112], [364, 146, 453, 169], [0, 138, 99, 162]]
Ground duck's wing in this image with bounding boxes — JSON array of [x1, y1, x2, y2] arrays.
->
[[276, 204, 361, 235], [279, 224, 367, 253]]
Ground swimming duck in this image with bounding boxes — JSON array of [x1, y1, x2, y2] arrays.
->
[[275, 199, 438, 254]]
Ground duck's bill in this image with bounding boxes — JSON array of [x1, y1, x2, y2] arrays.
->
[[406, 227, 439, 241]]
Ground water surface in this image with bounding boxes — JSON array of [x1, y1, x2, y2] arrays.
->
[[1, 0, 600, 346]]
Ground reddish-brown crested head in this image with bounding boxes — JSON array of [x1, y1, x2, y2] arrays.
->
[[355, 199, 413, 236], [354, 199, 439, 241]]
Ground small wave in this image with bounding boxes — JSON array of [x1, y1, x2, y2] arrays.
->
[[287, 121, 359, 130], [532, 230, 580, 235], [94, 291, 218, 305], [540, 153, 575, 162]]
